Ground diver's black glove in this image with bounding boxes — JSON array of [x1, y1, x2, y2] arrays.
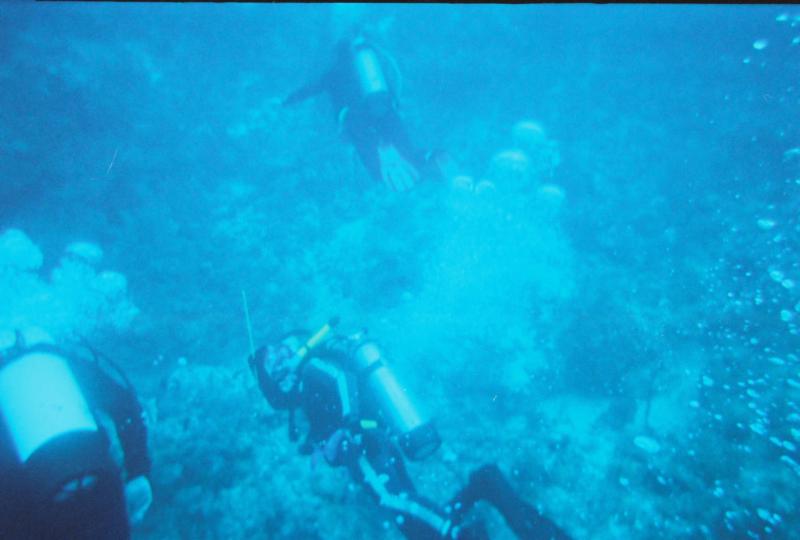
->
[[321, 427, 362, 467]]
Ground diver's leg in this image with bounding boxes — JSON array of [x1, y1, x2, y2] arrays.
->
[[354, 430, 455, 540], [355, 143, 383, 182], [344, 113, 383, 182], [450, 464, 572, 540], [381, 112, 456, 183], [381, 111, 427, 170]]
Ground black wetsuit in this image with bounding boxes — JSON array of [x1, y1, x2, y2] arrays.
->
[[0, 345, 150, 540], [283, 38, 428, 182], [251, 338, 572, 540]]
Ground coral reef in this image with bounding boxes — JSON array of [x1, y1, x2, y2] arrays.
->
[[0, 228, 139, 342], [2, 5, 799, 540]]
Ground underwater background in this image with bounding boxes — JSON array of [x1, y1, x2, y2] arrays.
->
[[1, 3, 799, 539]]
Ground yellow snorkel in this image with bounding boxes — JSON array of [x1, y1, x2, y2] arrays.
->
[[293, 316, 340, 362]]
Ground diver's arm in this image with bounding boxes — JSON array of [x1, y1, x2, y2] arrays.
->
[[68, 358, 151, 479], [116, 402, 151, 479], [354, 428, 460, 539], [282, 73, 330, 107]]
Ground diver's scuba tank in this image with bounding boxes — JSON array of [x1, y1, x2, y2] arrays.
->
[[0, 348, 129, 538], [350, 36, 393, 117], [350, 339, 441, 461]]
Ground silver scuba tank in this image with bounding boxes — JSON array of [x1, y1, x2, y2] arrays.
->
[[0, 351, 98, 463], [353, 45, 389, 97], [0, 348, 130, 537], [351, 39, 392, 117], [0, 350, 124, 506], [351, 340, 441, 461]]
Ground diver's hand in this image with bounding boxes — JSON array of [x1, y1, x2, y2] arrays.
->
[[322, 428, 360, 467], [125, 475, 152, 525]]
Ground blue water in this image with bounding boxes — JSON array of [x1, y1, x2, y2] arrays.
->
[[1, 4, 799, 539]]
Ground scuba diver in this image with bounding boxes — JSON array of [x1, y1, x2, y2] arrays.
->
[[247, 317, 572, 540], [0, 328, 152, 539], [282, 33, 449, 192]]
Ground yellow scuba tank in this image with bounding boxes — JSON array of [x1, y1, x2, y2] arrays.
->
[[351, 340, 441, 461]]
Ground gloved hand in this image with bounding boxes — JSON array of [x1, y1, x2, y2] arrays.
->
[[124, 475, 152, 525], [322, 428, 361, 467]]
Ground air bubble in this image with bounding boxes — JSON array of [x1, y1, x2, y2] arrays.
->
[[633, 435, 661, 453], [757, 218, 776, 230]]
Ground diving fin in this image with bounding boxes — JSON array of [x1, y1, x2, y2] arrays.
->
[[378, 144, 419, 192]]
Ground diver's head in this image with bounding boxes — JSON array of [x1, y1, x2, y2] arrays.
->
[[265, 338, 301, 393], [251, 335, 304, 410]]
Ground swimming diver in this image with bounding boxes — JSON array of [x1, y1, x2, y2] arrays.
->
[[248, 317, 572, 539], [0, 328, 152, 539], [282, 34, 445, 192]]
